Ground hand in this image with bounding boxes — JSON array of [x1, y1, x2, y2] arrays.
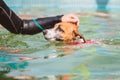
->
[[61, 14, 80, 26]]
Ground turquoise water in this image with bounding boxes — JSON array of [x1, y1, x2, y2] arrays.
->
[[0, 0, 120, 80]]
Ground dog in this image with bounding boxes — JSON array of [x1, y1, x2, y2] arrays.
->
[[43, 22, 86, 43]]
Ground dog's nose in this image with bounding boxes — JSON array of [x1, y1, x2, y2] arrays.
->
[[43, 30, 48, 35]]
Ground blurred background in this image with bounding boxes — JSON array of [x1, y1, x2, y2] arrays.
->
[[4, 0, 120, 17]]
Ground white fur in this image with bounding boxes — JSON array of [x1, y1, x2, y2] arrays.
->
[[43, 29, 57, 41]]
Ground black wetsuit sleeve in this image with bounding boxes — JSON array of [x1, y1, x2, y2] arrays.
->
[[22, 15, 62, 35], [0, 0, 63, 35]]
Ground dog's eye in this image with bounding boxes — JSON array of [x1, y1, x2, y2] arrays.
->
[[56, 26, 64, 32]]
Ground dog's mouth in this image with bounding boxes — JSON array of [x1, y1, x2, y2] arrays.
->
[[74, 38, 85, 43]]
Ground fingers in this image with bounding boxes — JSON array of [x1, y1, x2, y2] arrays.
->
[[70, 14, 80, 26], [67, 19, 79, 26], [70, 17, 79, 26], [61, 14, 80, 26]]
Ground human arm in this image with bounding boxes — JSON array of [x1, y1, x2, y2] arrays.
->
[[0, 0, 79, 35]]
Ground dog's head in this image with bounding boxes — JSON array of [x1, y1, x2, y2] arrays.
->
[[43, 22, 86, 42]]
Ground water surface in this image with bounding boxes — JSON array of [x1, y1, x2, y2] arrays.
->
[[0, 0, 120, 80]]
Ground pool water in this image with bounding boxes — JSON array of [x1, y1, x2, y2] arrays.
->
[[0, 0, 120, 80]]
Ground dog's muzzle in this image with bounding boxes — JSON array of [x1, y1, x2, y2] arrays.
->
[[43, 29, 62, 41]]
